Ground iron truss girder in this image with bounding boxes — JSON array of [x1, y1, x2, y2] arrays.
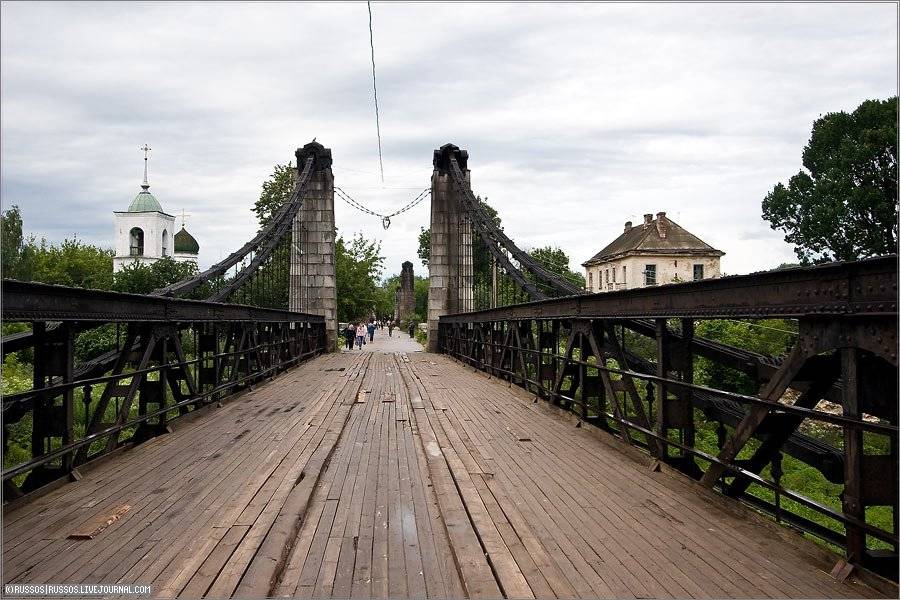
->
[[439, 255, 897, 323], [1, 280, 325, 324]]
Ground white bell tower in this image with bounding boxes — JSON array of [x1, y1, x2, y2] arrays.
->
[[113, 144, 176, 272]]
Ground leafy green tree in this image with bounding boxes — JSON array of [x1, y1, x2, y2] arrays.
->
[[335, 233, 387, 323], [1, 206, 33, 280], [252, 163, 295, 228], [414, 276, 428, 318], [527, 246, 585, 289], [417, 227, 430, 267], [762, 97, 898, 263], [1, 206, 113, 288], [29, 238, 114, 290], [113, 257, 198, 294]]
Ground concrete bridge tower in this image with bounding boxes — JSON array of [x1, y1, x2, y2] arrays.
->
[[427, 144, 474, 351], [290, 141, 337, 350]]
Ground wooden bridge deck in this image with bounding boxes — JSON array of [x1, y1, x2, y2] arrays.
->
[[2, 333, 886, 599]]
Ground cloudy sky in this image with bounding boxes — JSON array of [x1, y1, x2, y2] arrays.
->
[[2, 2, 896, 280]]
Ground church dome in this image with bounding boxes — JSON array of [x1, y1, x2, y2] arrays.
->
[[174, 226, 199, 254], [128, 190, 163, 212]]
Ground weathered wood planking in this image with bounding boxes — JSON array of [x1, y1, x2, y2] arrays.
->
[[2, 335, 892, 599]]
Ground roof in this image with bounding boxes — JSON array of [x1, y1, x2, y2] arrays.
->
[[582, 213, 724, 266], [128, 190, 164, 213], [174, 226, 199, 254]]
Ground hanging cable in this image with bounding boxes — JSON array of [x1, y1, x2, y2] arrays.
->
[[334, 186, 430, 229], [367, 1, 385, 184]]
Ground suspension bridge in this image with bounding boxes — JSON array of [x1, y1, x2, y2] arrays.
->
[[2, 142, 897, 598]]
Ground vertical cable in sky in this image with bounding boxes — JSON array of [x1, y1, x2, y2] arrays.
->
[[367, 1, 385, 184]]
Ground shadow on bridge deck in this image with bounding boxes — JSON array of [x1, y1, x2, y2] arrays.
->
[[2, 335, 889, 599]]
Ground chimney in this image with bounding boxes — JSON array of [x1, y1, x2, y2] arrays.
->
[[624, 221, 632, 233], [643, 213, 653, 225], [656, 211, 668, 239]]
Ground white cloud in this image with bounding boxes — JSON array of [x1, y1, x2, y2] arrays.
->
[[1, 2, 895, 279]]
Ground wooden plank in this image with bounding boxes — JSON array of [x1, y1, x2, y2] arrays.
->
[[67, 504, 130, 539], [399, 362, 502, 599]]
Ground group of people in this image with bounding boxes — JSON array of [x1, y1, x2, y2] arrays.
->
[[342, 318, 418, 350]]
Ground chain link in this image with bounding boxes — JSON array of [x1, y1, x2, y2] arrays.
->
[[334, 186, 430, 229]]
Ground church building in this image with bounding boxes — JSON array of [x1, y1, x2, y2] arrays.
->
[[113, 145, 199, 272]]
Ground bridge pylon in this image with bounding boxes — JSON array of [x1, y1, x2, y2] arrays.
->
[[427, 144, 474, 351], [290, 141, 338, 351]]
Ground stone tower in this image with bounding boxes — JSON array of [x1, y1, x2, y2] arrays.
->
[[289, 141, 338, 350], [427, 143, 474, 351], [397, 261, 415, 324]]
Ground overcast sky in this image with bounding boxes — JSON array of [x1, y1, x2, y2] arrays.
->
[[2, 2, 896, 280]]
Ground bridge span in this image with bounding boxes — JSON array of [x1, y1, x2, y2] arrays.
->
[[2, 333, 887, 598]]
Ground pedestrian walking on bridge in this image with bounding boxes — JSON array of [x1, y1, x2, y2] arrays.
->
[[343, 323, 355, 351], [355, 322, 366, 350]]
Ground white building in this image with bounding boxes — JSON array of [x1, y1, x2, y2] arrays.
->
[[582, 212, 724, 292], [113, 146, 199, 272]]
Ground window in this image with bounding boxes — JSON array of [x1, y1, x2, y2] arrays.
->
[[129, 228, 144, 256], [622, 266, 626, 283], [162, 229, 168, 256], [605, 269, 609, 286], [644, 264, 656, 286], [612, 267, 616, 283], [588, 271, 593, 290], [693, 264, 704, 281]]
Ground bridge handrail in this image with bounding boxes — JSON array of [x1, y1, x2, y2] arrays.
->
[[1, 279, 326, 324], [439, 254, 898, 322]]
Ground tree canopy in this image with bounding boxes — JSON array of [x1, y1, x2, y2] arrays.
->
[[336, 233, 391, 323], [112, 257, 198, 294], [761, 96, 898, 263], [527, 246, 585, 289], [252, 163, 295, 228]]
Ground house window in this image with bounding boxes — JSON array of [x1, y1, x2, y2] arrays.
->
[[162, 229, 168, 256], [622, 266, 626, 283], [693, 264, 704, 281], [644, 264, 656, 286], [129, 228, 144, 256], [605, 269, 609, 287], [588, 271, 593, 290], [612, 267, 616, 283]]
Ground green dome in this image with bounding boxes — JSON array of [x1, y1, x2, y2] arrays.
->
[[128, 189, 163, 212], [174, 226, 199, 254]]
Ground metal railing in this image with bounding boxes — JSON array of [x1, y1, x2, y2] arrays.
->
[[438, 256, 899, 580], [2, 281, 326, 501]]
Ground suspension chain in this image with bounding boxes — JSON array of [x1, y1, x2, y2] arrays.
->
[[334, 186, 430, 229]]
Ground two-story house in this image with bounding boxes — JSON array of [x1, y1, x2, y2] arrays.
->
[[582, 212, 724, 292]]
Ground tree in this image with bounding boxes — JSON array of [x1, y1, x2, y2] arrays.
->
[[335, 233, 387, 323], [762, 97, 898, 263], [414, 276, 428, 319], [28, 237, 114, 290], [1, 205, 30, 280], [113, 257, 198, 294], [527, 246, 585, 289], [417, 227, 430, 267], [252, 163, 295, 228]]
